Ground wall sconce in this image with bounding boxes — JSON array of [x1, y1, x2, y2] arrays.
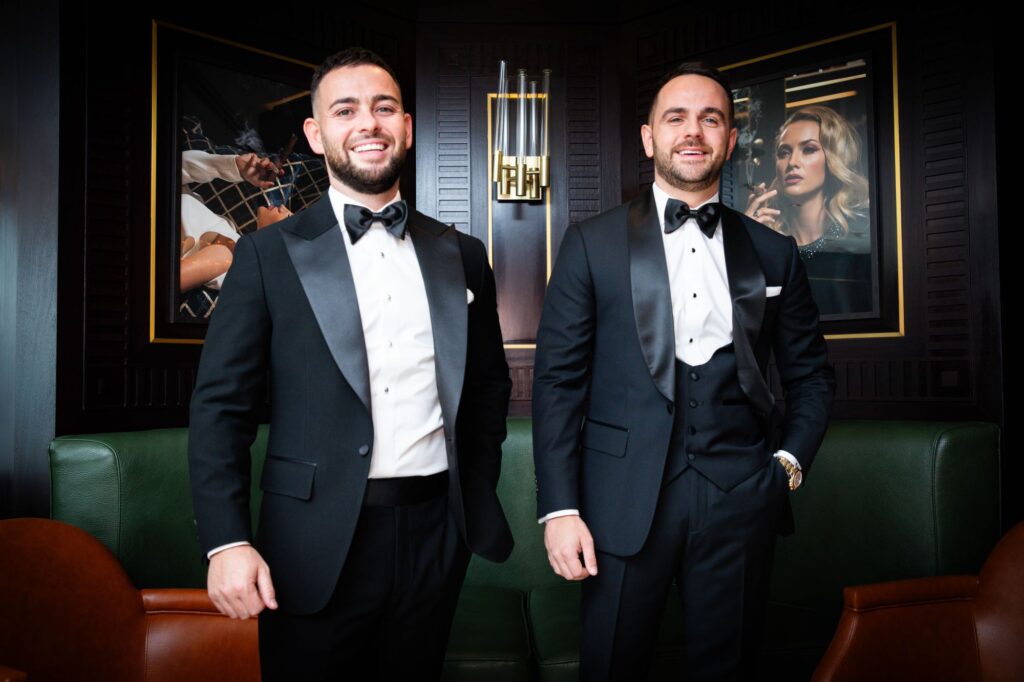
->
[[492, 61, 550, 201]]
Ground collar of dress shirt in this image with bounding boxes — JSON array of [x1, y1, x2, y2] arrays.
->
[[326, 185, 404, 234], [651, 181, 720, 232]]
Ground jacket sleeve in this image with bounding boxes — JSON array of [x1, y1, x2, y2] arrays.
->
[[532, 223, 596, 517], [458, 235, 512, 490], [187, 233, 271, 556], [771, 236, 836, 474]]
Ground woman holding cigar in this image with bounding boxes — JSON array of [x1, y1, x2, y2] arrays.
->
[[745, 104, 872, 315]]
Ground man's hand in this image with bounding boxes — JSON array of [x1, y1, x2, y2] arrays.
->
[[544, 515, 598, 580], [235, 153, 282, 189], [207, 545, 278, 619]]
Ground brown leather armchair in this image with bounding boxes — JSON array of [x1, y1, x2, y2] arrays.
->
[[813, 522, 1024, 682], [0, 518, 258, 681]]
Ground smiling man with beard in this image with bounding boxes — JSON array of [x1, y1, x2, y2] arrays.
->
[[188, 47, 514, 681], [533, 62, 835, 680]]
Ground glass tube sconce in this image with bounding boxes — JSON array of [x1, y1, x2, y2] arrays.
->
[[492, 61, 550, 201]]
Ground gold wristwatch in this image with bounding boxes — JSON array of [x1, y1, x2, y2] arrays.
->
[[775, 456, 802, 491]]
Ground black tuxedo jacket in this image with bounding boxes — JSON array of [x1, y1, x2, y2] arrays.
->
[[533, 189, 835, 556], [188, 196, 514, 615]]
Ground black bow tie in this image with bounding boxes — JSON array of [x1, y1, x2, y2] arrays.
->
[[664, 198, 721, 238], [343, 201, 409, 244]]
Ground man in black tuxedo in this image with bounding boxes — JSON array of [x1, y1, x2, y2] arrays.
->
[[188, 47, 513, 681], [533, 62, 835, 680]]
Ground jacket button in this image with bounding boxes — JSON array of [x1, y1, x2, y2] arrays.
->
[[689, 399, 698, 408], [689, 371, 699, 381], [688, 426, 697, 436], [358, 445, 370, 456], [666, 403, 674, 415], [687, 452, 696, 461]]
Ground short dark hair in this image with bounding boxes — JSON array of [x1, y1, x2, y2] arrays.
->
[[310, 47, 402, 111], [648, 61, 735, 127]]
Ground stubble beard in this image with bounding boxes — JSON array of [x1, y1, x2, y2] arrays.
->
[[324, 137, 407, 195], [653, 140, 725, 194]]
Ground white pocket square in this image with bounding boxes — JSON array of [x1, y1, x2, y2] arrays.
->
[[766, 286, 782, 298], [467, 288, 475, 304]]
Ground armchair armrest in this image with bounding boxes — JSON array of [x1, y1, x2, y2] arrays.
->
[[843, 575, 979, 611], [141, 588, 220, 614], [140, 588, 259, 682], [814, 576, 983, 682], [0, 664, 28, 682]]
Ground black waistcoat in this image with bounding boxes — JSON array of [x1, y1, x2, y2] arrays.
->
[[665, 344, 772, 490]]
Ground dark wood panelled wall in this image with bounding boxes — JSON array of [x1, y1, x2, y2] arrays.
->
[[414, 23, 622, 416], [42, 3, 1010, 522]]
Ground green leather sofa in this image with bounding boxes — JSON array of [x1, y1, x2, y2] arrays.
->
[[49, 418, 1000, 680]]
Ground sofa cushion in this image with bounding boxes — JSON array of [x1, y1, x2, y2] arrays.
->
[[464, 418, 563, 592], [759, 601, 844, 680], [444, 586, 532, 682]]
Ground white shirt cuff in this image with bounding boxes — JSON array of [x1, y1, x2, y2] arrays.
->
[[773, 450, 801, 469], [207, 540, 251, 560], [538, 509, 580, 524]]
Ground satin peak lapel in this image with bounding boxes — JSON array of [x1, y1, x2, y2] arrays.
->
[[628, 189, 675, 401], [408, 213, 467, 434], [279, 196, 372, 415], [721, 208, 775, 414]]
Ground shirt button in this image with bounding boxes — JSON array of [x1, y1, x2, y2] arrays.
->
[[692, 293, 697, 298], [358, 445, 370, 456], [384, 387, 389, 394], [689, 338, 694, 344], [381, 252, 385, 258], [691, 248, 696, 253], [387, 294, 392, 302], [689, 399, 698, 408]]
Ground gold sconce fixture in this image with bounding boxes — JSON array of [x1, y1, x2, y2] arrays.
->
[[492, 61, 550, 201]]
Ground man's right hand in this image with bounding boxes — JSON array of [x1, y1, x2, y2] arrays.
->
[[544, 515, 598, 580], [207, 545, 278, 619]]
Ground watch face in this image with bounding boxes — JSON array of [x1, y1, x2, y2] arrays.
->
[[792, 471, 803, 489]]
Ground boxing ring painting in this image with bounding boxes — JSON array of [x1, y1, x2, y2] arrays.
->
[[149, 21, 326, 343]]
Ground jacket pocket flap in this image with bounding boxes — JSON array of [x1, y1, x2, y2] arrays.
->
[[581, 419, 629, 457], [260, 455, 316, 500]]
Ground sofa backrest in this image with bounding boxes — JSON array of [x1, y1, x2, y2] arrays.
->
[[49, 419, 1001, 607], [49, 426, 269, 588], [770, 420, 1001, 611]]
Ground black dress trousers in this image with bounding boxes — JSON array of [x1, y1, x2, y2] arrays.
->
[[258, 487, 470, 682]]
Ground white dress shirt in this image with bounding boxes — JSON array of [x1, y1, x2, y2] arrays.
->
[[328, 187, 448, 480], [539, 182, 800, 524], [208, 187, 448, 558], [180, 151, 244, 290], [654, 182, 733, 366]]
